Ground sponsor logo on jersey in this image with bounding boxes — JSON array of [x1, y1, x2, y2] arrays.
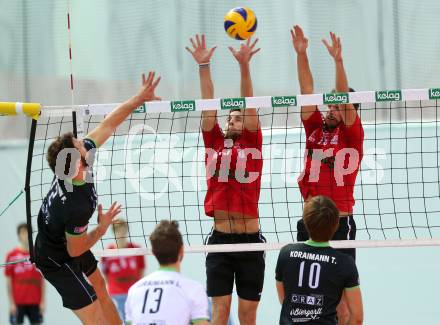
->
[[221, 97, 246, 109], [323, 92, 349, 105], [291, 294, 324, 306], [429, 88, 440, 100], [290, 307, 323, 320], [73, 224, 88, 234], [375, 90, 401, 101], [171, 100, 196, 112], [271, 96, 297, 107]]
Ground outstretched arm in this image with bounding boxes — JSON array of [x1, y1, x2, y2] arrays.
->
[[229, 37, 261, 132], [291, 25, 317, 120], [186, 34, 217, 132], [66, 202, 121, 257], [86, 72, 161, 146], [323, 32, 358, 127]]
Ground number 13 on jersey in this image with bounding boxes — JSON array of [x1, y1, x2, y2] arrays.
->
[[142, 287, 163, 314]]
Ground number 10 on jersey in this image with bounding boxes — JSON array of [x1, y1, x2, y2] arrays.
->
[[298, 262, 321, 289]]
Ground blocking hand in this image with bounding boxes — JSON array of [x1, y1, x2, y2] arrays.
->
[[322, 31, 343, 62], [228, 36, 260, 65], [186, 34, 217, 64], [290, 25, 309, 54]]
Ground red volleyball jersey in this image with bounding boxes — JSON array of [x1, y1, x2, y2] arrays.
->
[[202, 123, 263, 218], [4, 248, 43, 305], [101, 243, 145, 295], [298, 109, 364, 213]]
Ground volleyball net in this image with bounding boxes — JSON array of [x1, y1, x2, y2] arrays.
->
[[12, 87, 438, 257]]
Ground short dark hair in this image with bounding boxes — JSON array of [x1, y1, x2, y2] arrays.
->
[[46, 132, 78, 175], [149, 220, 183, 265], [227, 108, 242, 120], [303, 196, 339, 242], [17, 223, 28, 235]]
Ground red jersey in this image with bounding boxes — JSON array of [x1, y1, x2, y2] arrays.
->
[[101, 243, 146, 295], [4, 247, 43, 305], [202, 123, 263, 218], [298, 110, 364, 213]]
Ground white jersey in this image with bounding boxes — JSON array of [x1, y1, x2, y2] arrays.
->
[[125, 268, 209, 325]]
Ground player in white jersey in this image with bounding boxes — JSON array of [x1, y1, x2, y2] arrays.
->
[[125, 220, 210, 325]]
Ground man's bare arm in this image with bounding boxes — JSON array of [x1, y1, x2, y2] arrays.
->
[[199, 66, 217, 132], [66, 202, 121, 257], [276, 280, 285, 304], [229, 37, 261, 132], [186, 34, 218, 132], [39, 280, 45, 314], [86, 72, 161, 146], [6, 277, 16, 314], [323, 32, 358, 127], [291, 25, 318, 120], [344, 287, 364, 325]]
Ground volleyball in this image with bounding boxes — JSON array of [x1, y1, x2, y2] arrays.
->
[[224, 7, 257, 40]]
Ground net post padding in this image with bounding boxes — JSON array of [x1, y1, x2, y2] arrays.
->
[[0, 102, 41, 120]]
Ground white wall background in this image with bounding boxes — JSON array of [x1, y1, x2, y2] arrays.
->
[[1, 0, 440, 139]]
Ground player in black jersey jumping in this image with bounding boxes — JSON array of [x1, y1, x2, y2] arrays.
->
[[275, 196, 363, 325], [34, 72, 161, 325]]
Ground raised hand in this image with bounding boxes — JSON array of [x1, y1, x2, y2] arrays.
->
[[137, 71, 161, 102], [228, 37, 260, 65], [290, 25, 309, 54], [97, 202, 122, 230], [186, 34, 217, 64], [322, 31, 342, 62]]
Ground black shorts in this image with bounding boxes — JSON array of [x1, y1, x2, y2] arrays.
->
[[205, 229, 266, 301], [10, 305, 42, 324], [35, 250, 98, 310], [297, 215, 357, 260]]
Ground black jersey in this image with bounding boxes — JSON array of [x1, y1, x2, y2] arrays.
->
[[35, 138, 97, 264], [275, 241, 359, 325]]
